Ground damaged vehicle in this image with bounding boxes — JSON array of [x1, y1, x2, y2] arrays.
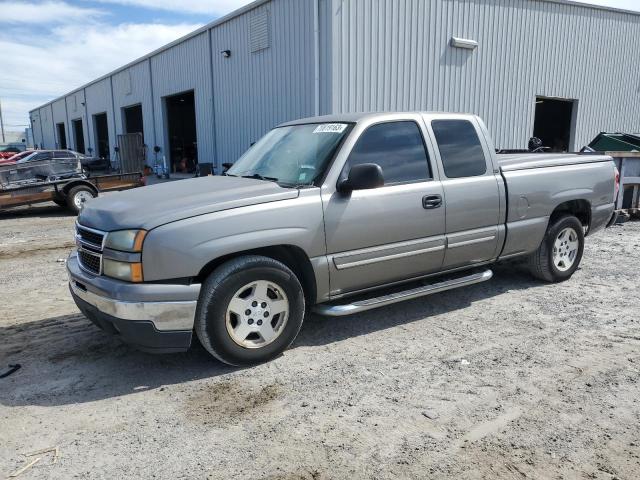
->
[[0, 151, 141, 214]]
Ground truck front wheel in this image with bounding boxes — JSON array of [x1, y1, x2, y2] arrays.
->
[[527, 215, 585, 282], [195, 255, 305, 366]]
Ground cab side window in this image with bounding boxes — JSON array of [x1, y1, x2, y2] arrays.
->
[[431, 120, 487, 178], [345, 121, 432, 185]]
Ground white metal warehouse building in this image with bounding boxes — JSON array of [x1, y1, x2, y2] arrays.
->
[[30, 0, 640, 174]]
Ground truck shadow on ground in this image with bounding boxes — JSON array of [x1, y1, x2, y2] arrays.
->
[[0, 264, 540, 407]]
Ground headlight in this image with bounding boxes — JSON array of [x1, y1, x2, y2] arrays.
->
[[104, 229, 146, 252], [103, 259, 143, 283]]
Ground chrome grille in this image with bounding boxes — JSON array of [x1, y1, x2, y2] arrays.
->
[[76, 224, 105, 249], [78, 249, 101, 274], [76, 223, 105, 275]]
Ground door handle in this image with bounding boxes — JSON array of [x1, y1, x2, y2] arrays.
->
[[422, 194, 442, 209]]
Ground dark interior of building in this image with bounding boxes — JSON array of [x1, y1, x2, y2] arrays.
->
[[56, 123, 67, 149], [533, 97, 575, 152], [72, 119, 85, 154], [165, 91, 198, 174], [93, 113, 110, 159], [124, 104, 144, 140]]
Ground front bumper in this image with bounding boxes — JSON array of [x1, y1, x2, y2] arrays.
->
[[67, 251, 201, 353]]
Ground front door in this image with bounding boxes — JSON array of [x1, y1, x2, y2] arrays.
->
[[323, 119, 446, 296]]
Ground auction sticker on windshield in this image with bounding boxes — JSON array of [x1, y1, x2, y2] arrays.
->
[[313, 123, 348, 134]]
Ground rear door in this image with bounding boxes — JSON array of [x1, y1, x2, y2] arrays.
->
[[426, 116, 501, 269], [322, 116, 446, 296]]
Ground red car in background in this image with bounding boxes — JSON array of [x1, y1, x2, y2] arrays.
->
[[0, 146, 23, 160], [0, 150, 34, 165]]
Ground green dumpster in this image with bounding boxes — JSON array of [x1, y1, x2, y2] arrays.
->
[[588, 132, 640, 152]]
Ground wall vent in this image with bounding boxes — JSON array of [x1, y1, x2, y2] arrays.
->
[[249, 9, 270, 53]]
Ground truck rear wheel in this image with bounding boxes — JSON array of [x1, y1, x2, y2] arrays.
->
[[66, 185, 97, 214], [527, 215, 584, 282], [195, 255, 305, 366]]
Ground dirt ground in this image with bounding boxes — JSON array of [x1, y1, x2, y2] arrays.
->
[[1, 203, 639, 480]]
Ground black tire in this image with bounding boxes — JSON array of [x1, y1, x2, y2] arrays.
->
[[66, 185, 97, 214], [195, 255, 305, 366], [527, 215, 585, 282]]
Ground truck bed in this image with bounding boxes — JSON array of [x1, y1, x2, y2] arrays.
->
[[496, 152, 612, 172]]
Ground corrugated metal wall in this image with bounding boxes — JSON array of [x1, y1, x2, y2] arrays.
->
[[29, 0, 640, 158], [85, 78, 116, 157], [329, 0, 640, 150], [51, 99, 67, 148], [65, 90, 87, 152], [150, 32, 215, 168], [210, 0, 317, 166], [29, 111, 42, 148], [112, 60, 156, 164], [37, 104, 55, 148], [318, 0, 333, 115]]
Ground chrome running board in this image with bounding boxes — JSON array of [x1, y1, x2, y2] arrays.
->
[[313, 269, 493, 317]]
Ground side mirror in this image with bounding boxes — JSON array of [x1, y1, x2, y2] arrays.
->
[[338, 163, 384, 193]]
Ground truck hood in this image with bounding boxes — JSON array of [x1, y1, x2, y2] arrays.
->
[[78, 176, 300, 231]]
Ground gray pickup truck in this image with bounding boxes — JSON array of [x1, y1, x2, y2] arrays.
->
[[67, 112, 617, 365]]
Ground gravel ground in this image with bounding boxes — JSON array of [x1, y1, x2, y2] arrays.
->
[[1, 203, 639, 480]]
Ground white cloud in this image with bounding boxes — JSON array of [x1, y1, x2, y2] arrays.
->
[[0, 1, 106, 24], [0, 21, 202, 130], [90, 0, 251, 15], [586, 0, 640, 11]]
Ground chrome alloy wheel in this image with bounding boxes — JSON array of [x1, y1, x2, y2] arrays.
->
[[73, 190, 93, 210], [552, 227, 580, 272], [225, 280, 289, 348]]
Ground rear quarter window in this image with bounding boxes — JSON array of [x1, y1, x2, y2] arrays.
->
[[432, 120, 487, 178]]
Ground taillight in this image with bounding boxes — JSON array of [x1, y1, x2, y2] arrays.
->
[[614, 167, 620, 201]]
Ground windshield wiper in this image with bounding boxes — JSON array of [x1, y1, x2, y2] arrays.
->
[[241, 173, 280, 182]]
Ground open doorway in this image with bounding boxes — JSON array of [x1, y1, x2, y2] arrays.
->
[[72, 119, 85, 154], [123, 104, 144, 140], [56, 122, 67, 149], [165, 90, 197, 174], [533, 97, 576, 152], [93, 112, 110, 160]]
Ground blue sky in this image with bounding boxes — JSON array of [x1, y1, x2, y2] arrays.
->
[[0, 0, 638, 133], [0, 0, 252, 132]]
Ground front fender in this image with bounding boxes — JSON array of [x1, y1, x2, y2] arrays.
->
[[141, 190, 325, 281]]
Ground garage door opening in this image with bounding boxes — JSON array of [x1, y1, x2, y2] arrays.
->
[[533, 97, 576, 152], [93, 112, 110, 160], [56, 122, 67, 149], [165, 91, 197, 174], [72, 119, 85, 154], [123, 104, 144, 140]]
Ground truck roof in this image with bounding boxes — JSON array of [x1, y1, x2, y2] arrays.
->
[[278, 111, 478, 127]]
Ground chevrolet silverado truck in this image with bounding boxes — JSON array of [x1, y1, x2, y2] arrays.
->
[[67, 112, 617, 365]]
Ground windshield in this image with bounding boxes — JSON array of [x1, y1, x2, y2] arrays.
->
[[227, 123, 352, 186], [11, 151, 35, 162]]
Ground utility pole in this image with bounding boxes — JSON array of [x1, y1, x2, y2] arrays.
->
[[0, 98, 5, 143]]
